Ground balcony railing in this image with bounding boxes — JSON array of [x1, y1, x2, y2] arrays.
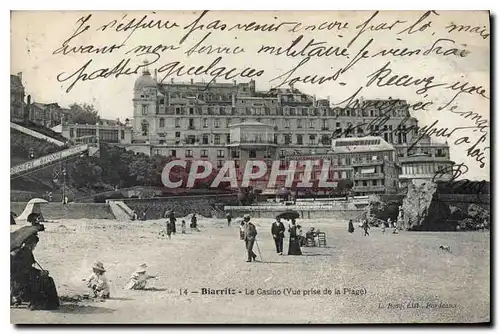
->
[[353, 173, 385, 180], [351, 160, 384, 166]]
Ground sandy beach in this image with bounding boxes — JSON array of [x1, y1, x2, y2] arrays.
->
[[10, 217, 490, 324]]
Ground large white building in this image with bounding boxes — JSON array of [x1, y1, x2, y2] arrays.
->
[[59, 68, 455, 193]]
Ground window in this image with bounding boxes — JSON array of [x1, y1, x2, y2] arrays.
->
[[284, 119, 290, 128], [214, 119, 220, 128], [142, 105, 148, 115], [159, 118, 165, 127], [280, 150, 286, 157], [217, 150, 225, 158], [322, 119, 328, 129], [201, 150, 208, 158], [297, 119, 302, 128], [284, 134, 291, 145], [296, 134, 303, 145], [232, 150, 240, 158], [141, 120, 149, 136], [372, 180, 377, 186], [202, 134, 209, 145], [217, 160, 224, 168], [309, 119, 315, 128], [363, 181, 368, 186], [175, 107, 181, 115], [185, 150, 193, 158], [309, 134, 316, 145], [214, 134, 220, 144], [203, 118, 208, 128], [226, 134, 230, 143], [249, 150, 256, 158], [226, 119, 231, 127], [70, 128, 74, 137], [170, 150, 177, 157], [189, 118, 195, 129], [189, 108, 194, 115], [235, 160, 240, 168], [336, 122, 341, 128], [120, 130, 125, 140], [321, 135, 330, 145], [175, 119, 180, 128], [175, 132, 180, 138]]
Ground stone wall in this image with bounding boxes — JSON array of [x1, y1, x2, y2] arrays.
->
[[122, 194, 238, 219], [11, 202, 116, 220], [225, 207, 364, 221]]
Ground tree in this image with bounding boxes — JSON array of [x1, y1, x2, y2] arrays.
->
[[68, 103, 100, 124]]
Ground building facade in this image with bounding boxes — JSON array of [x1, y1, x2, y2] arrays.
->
[[54, 68, 455, 193], [10, 73, 25, 123], [61, 121, 133, 145], [284, 137, 400, 195]]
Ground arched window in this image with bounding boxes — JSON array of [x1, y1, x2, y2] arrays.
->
[[141, 120, 149, 136], [159, 118, 165, 128]]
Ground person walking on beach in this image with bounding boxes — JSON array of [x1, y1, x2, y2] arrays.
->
[[169, 211, 176, 234], [243, 214, 258, 262], [271, 217, 285, 255], [362, 219, 370, 236], [348, 219, 355, 233], [226, 213, 232, 227], [287, 219, 302, 255], [190, 214, 198, 230], [181, 220, 186, 234]]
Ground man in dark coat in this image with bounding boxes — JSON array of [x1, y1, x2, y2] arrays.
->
[[243, 215, 258, 262], [226, 213, 232, 227], [271, 217, 285, 255]]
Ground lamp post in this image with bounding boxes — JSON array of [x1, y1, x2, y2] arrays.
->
[[62, 166, 67, 204]]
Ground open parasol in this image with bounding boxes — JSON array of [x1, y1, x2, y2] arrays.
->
[[27, 198, 48, 205], [10, 225, 42, 251], [276, 210, 300, 221]]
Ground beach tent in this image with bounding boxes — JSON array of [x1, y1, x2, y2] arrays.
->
[[17, 198, 48, 222]]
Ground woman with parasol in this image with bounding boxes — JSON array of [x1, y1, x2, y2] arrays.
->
[[10, 228, 59, 310]]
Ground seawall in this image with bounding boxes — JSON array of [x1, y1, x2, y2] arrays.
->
[[11, 202, 116, 220]]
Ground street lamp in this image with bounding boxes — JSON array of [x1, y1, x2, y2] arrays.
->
[[62, 167, 67, 204]]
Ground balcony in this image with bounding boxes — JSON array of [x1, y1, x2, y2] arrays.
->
[[351, 160, 384, 167], [352, 185, 386, 193], [187, 126, 196, 130], [399, 155, 452, 163], [228, 139, 277, 148], [353, 173, 385, 180]]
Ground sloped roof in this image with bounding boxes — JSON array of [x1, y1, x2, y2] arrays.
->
[[10, 74, 23, 88]]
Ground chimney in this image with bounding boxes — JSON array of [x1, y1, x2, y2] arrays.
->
[[171, 78, 174, 83], [154, 69, 158, 81], [190, 78, 194, 84], [17, 72, 22, 82], [289, 82, 294, 91], [233, 80, 236, 85]]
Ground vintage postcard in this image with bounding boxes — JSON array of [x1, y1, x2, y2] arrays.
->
[[10, 10, 490, 324]]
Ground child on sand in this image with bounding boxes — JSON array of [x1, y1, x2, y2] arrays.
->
[[87, 261, 110, 299], [181, 220, 186, 234], [125, 264, 157, 290]]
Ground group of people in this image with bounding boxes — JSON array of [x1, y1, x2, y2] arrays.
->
[[347, 217, 403, 236], [85, 261, 157, 299], [239, 215, 303, 263], [163, 210, 199, 239]]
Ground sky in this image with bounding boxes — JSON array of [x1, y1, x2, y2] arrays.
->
[[10, 10, 490, 181]]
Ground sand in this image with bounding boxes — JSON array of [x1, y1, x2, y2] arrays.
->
[[10, 217, 490, 324]]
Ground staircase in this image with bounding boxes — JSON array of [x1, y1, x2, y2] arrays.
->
[[10, 144, 92, 179], [108, 200, 134, 221], [11, 122, 66, 147]]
